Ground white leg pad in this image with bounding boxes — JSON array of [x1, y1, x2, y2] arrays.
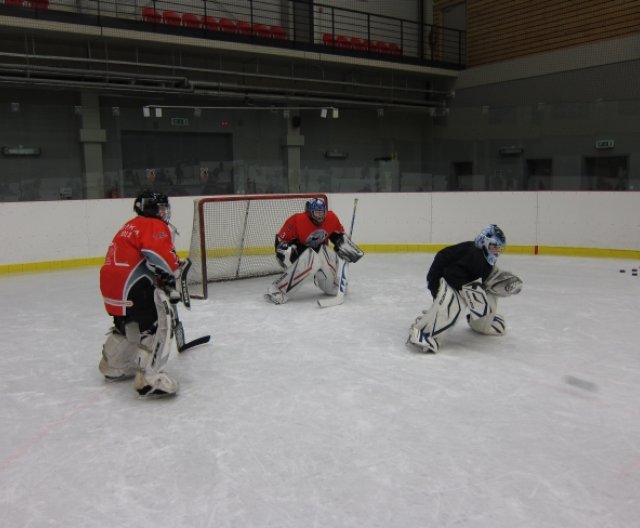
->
[[133, 289, 178, 397], [266, 247, 318, 304], [99, 330, 137, 381], [314, 245, 340, 295], [466, 293, 506, 335], [461, 281, 489, 319], [408, 278, 462, 353]]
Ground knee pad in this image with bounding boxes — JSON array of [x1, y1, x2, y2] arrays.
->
[[466, 292, 505, 335]]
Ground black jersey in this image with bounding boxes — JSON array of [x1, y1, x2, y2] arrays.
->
[[426, 241, 493, 297]]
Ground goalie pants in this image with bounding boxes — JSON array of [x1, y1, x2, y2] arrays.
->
[[267, 246, 339, 304], [408, 278, 505, 353]]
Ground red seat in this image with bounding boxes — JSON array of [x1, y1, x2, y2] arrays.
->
[[182, 13, 201, 29], [335, 35, 351, 49], [322, 32, 335, 46], [270, 25, 286, 40], [374, 41, 390, 53], [202, 15, 219, 31], [5, 0, 24, 6], [162, 10, 181, 26], [350, 37, 367, 51], [236, 20, 252, 36], [28, 0, 48, 8], [219, 18, 236, 33], [253, 23, 271, 38], [388, 42, 401, 55], [142, 7, 161, 24]]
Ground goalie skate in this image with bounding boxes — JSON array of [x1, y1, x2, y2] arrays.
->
[[134, 370, 178, 398], [407, 326, 439, 353], [264, 291, 286, 304]]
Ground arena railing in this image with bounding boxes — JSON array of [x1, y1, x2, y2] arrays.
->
[[0, 0, 466, 69]]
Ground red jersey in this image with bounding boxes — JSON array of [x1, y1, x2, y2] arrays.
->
[[100, 216, 180, 316], [276, 211, 345, 249]]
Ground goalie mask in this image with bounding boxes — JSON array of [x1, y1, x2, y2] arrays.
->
[[305, 197, 327, 225], [134, 190, 171, 223], [475, 224, 506, 266]]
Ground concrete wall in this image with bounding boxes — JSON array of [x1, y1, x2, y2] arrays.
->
[[1, 191, 638, 271]]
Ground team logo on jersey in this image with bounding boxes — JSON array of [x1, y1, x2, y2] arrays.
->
[[305, 229, 328, 248]]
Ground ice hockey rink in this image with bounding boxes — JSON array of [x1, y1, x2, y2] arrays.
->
[[1, 252, 639, 528]]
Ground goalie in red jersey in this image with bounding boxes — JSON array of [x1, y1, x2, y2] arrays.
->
[[265, 197, 364, 304], [99, 190, 181, 398]]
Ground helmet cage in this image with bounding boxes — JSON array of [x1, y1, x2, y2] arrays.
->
[[134, 191, 171, 223], [305, 198, 327, 225]]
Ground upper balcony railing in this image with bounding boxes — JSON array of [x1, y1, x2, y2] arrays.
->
[[0, 0, 466, 69]]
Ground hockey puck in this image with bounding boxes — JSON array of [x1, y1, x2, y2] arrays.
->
[[620, 269, 626, 273], [563, 375, 598, 392]]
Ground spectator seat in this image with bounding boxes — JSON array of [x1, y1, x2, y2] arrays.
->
[[162, 10, 181, 26], [253, 23, 271, 38], [142, 6, 161, 24], [236, 20, 252, 36], [202, 15, 219, 31], [270, 25, 286, 40], [182, 13, 201, 29], [219, 18, 236, 33]]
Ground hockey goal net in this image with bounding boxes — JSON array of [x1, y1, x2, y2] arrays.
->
[[187, 193, 328, 299]]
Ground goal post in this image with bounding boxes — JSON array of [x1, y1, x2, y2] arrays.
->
[[187, 193, 329, 299]]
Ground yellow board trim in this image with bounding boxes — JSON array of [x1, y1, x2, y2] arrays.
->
[[1, 246, 638, 275]]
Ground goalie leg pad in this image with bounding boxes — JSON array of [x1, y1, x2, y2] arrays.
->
[[484, 267, 523, 297], [266, 248, 318, 304], [99, 329, 138, 381], [466, 293, 506, 335], [133, 289, 178, 397], [407, 278, 462, 353], [461, 281, 489, 320], [314, 245, 340, 295]]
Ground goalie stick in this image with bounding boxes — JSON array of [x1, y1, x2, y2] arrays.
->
[[174, 258, 211, 352], [317, 198, 359, 308]]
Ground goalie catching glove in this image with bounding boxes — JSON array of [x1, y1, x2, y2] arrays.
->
[[332, 233, 364, 263], [484, 267, 523, 297]]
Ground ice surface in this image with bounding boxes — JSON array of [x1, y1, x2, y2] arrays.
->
[[1, 254, 639, 528]]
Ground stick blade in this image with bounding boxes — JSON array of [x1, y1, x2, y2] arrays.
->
[[178, 335, 211, 352]]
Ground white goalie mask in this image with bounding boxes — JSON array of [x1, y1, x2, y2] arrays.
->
[[475, 224, 506, 265]]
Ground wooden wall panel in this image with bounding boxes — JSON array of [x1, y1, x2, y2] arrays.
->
[[434, 0, 640, 66]]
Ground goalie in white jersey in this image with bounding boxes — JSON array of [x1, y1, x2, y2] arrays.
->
[[407, 224, 523, 353]]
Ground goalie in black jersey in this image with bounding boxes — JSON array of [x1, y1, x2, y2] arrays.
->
[[407, 224, 523, 353]]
